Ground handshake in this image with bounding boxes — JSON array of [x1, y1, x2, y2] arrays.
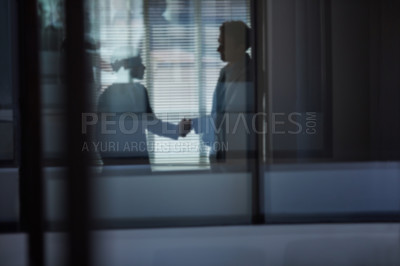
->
[[178, 118, 192, 137]]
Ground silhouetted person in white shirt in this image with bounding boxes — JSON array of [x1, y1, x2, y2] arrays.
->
[[187, 21, 254, 171]]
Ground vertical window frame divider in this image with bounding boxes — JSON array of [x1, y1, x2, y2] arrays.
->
[[11, 0, 19, 168], [251, 0, 265, 225], [18, 0, 45, 263], [126, 1, 134, 51], [194, 0, 208, 165], [320, 0, 333, 159], [65, 0, 92, 265], [142, 0, 156, 163]]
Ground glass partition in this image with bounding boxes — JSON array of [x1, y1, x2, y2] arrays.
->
[[36, 0, 257, 231], [263, 0, 400, 222]]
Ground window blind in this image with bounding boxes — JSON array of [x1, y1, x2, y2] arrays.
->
[[88, 0, 250, 167]]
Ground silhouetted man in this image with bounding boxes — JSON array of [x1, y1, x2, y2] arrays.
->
[[96, 47, 191, 165], [185, 21, 254, 171]]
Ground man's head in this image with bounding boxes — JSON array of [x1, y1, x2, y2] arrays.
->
[[127, 56, 146, 79], [217, 21, 251, 63]]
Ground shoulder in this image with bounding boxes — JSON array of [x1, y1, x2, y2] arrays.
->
[[133, 82, 147, 92], [134, 83, 150, 98], [130, 82, 149, 97], [220, 65, 228, 75]]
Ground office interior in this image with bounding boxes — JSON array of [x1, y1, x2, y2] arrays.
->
[[1, 0, 400, 265]]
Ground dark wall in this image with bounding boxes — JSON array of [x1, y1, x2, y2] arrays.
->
[[331, 0, 400, 160], [0, 0, 12, 109], [269, 0, 325, 157], [373, 0, 400, 159], [268, 0, 400, 161], [331, 0, 371, 160]]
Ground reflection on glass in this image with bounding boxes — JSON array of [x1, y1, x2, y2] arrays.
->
[[39, 0, 66, 161], [37, 1, 68, 265]]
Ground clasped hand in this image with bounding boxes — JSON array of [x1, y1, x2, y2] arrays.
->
[[179, 118, 192, 137]]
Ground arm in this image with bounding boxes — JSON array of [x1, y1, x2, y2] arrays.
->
[[143, 89, 181, 140], [191, 89, 218, 146]]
